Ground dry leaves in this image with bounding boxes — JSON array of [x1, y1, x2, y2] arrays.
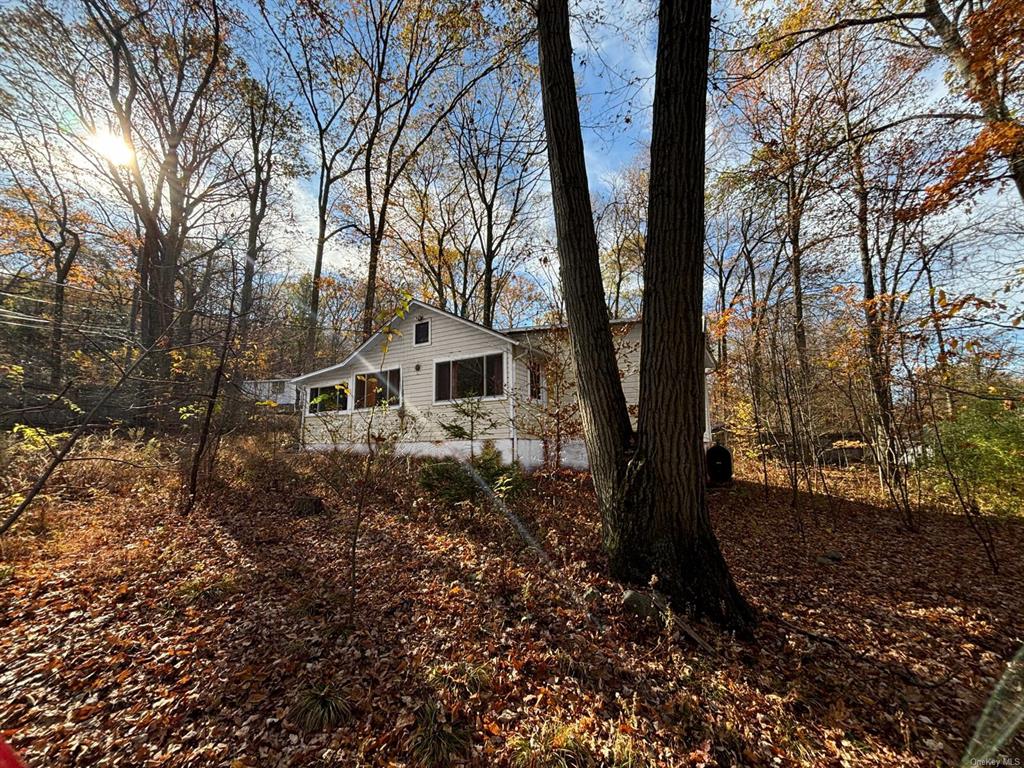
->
[[1, 447, 1022, 766]]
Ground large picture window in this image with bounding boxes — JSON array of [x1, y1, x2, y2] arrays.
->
[[435, 354, 504, 401], [308, 384, 347, 413], [355, 369, 401, 409]]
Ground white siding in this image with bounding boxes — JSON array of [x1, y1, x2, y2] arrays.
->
[[298, 306, 516, 447], [294, 305, 714, 465]]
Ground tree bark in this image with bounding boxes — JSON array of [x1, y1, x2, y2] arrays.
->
[[303, 172, 330, 365], [631, 0, 753, 628], [536, 0, 752, 629], [536, 0, 635, 554], [786, 175, 810, 383]]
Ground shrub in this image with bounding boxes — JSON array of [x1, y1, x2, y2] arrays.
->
[[404, 699, 471, 767], [418, 444, 527, 506], [418, 459, 481, 505], [289, 684, 352, 732], [925, 395, 1024, 516]]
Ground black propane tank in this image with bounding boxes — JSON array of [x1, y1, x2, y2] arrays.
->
[[706, 443, 733, 486]]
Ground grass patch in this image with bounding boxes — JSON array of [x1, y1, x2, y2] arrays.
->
[[405, 699, 471, 767], [289, 684, 353, 732], [510, 720, 598, 768]]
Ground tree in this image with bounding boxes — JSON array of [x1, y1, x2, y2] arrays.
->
[[343, 0, 526, 340], [595, 158, 647, 319], [260, 0, 364, 366], [756, 0, 1024, 208], [729, 35, 839, 385], [234, 71, 303, 352], [81, 0, 235, 363], [535, 0, 751, 627], [0, 108, 84, 387], [918, 0, 1024, 207], [450, 64, 546, 327]]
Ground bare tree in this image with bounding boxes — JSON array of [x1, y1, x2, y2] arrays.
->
[[450, 63, 546, 327]]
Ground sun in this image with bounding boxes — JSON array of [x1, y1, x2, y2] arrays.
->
[[89, 129, 134, 166]]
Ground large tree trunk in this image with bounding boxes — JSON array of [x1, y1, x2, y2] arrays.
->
[[629, 0, 752, 627], [482, 255, 495, 328], [138, 219, 174, 379], [362, 237, 381, 340], [535, 0, 635, 553], [536, 0, 752, 629], [304, 176, 330, 366], [849, 138, 904, 512], [786, 176, 810, 383]]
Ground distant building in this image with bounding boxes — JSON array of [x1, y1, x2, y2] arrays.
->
[[239, 378, 297, 409]]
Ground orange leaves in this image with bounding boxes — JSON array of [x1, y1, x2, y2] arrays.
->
[[965, 0, 1024, 94], [923, 121, 1024, 211]]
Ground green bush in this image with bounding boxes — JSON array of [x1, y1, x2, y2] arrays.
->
[[418, 444, 527, 506], [925, 395, 1024, 516]]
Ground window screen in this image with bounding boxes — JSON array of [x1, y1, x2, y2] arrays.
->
[[528, 363, 542, 400]]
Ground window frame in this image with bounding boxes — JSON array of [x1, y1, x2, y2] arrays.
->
[[527, 361, 546, 403], [353, 367, 402, 410], [432, 351, 507, 404], [306, 381, 350, 415], [412, 318, 431, 347]]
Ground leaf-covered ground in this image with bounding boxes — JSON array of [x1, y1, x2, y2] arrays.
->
[[2, 445, 1022, 766]]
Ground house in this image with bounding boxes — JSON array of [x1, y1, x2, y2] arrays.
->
[[291, 299, 714, 470], [238, 378, 298, 409]]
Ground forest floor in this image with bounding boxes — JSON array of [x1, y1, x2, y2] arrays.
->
[[1, 440, 1022, 767]]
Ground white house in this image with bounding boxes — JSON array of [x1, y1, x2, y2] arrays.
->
[[238, 378, 298, 409], [291, 299, 714, 470]]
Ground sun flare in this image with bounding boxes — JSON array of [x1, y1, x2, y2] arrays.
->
[[89, 129, 134, 166]]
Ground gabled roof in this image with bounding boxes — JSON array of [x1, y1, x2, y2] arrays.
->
[[291, 299, 519, 385]]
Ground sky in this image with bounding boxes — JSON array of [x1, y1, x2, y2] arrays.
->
[[285, 0, 666, 276]]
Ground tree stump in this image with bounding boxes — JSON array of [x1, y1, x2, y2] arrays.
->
[[292, 495, 325, 517]]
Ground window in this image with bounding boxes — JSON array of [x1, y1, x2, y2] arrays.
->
[[413, 320, 430, 346], [355, 368, 401, 409], [435, 354, 504, 401], [271, 380, 285, 394], [528, 362, 543, 401], [308, 384, 347, 413]]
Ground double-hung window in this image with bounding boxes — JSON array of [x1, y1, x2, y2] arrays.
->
[[528, 361, 544, 401], [435, 354, 504, 401], [413, 320, 431, 346], [355, 368, 401, 409], [308, 384, 347, 413]]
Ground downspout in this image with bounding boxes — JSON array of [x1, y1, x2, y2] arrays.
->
[[509, 344, 517, 463], [297, 385, 306, 449]]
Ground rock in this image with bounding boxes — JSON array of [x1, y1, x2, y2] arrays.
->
[[823, 550, 843, 562], [815, 556, 833, 566], [622, 590, 661, 622], [292, 495, 325, 516]]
